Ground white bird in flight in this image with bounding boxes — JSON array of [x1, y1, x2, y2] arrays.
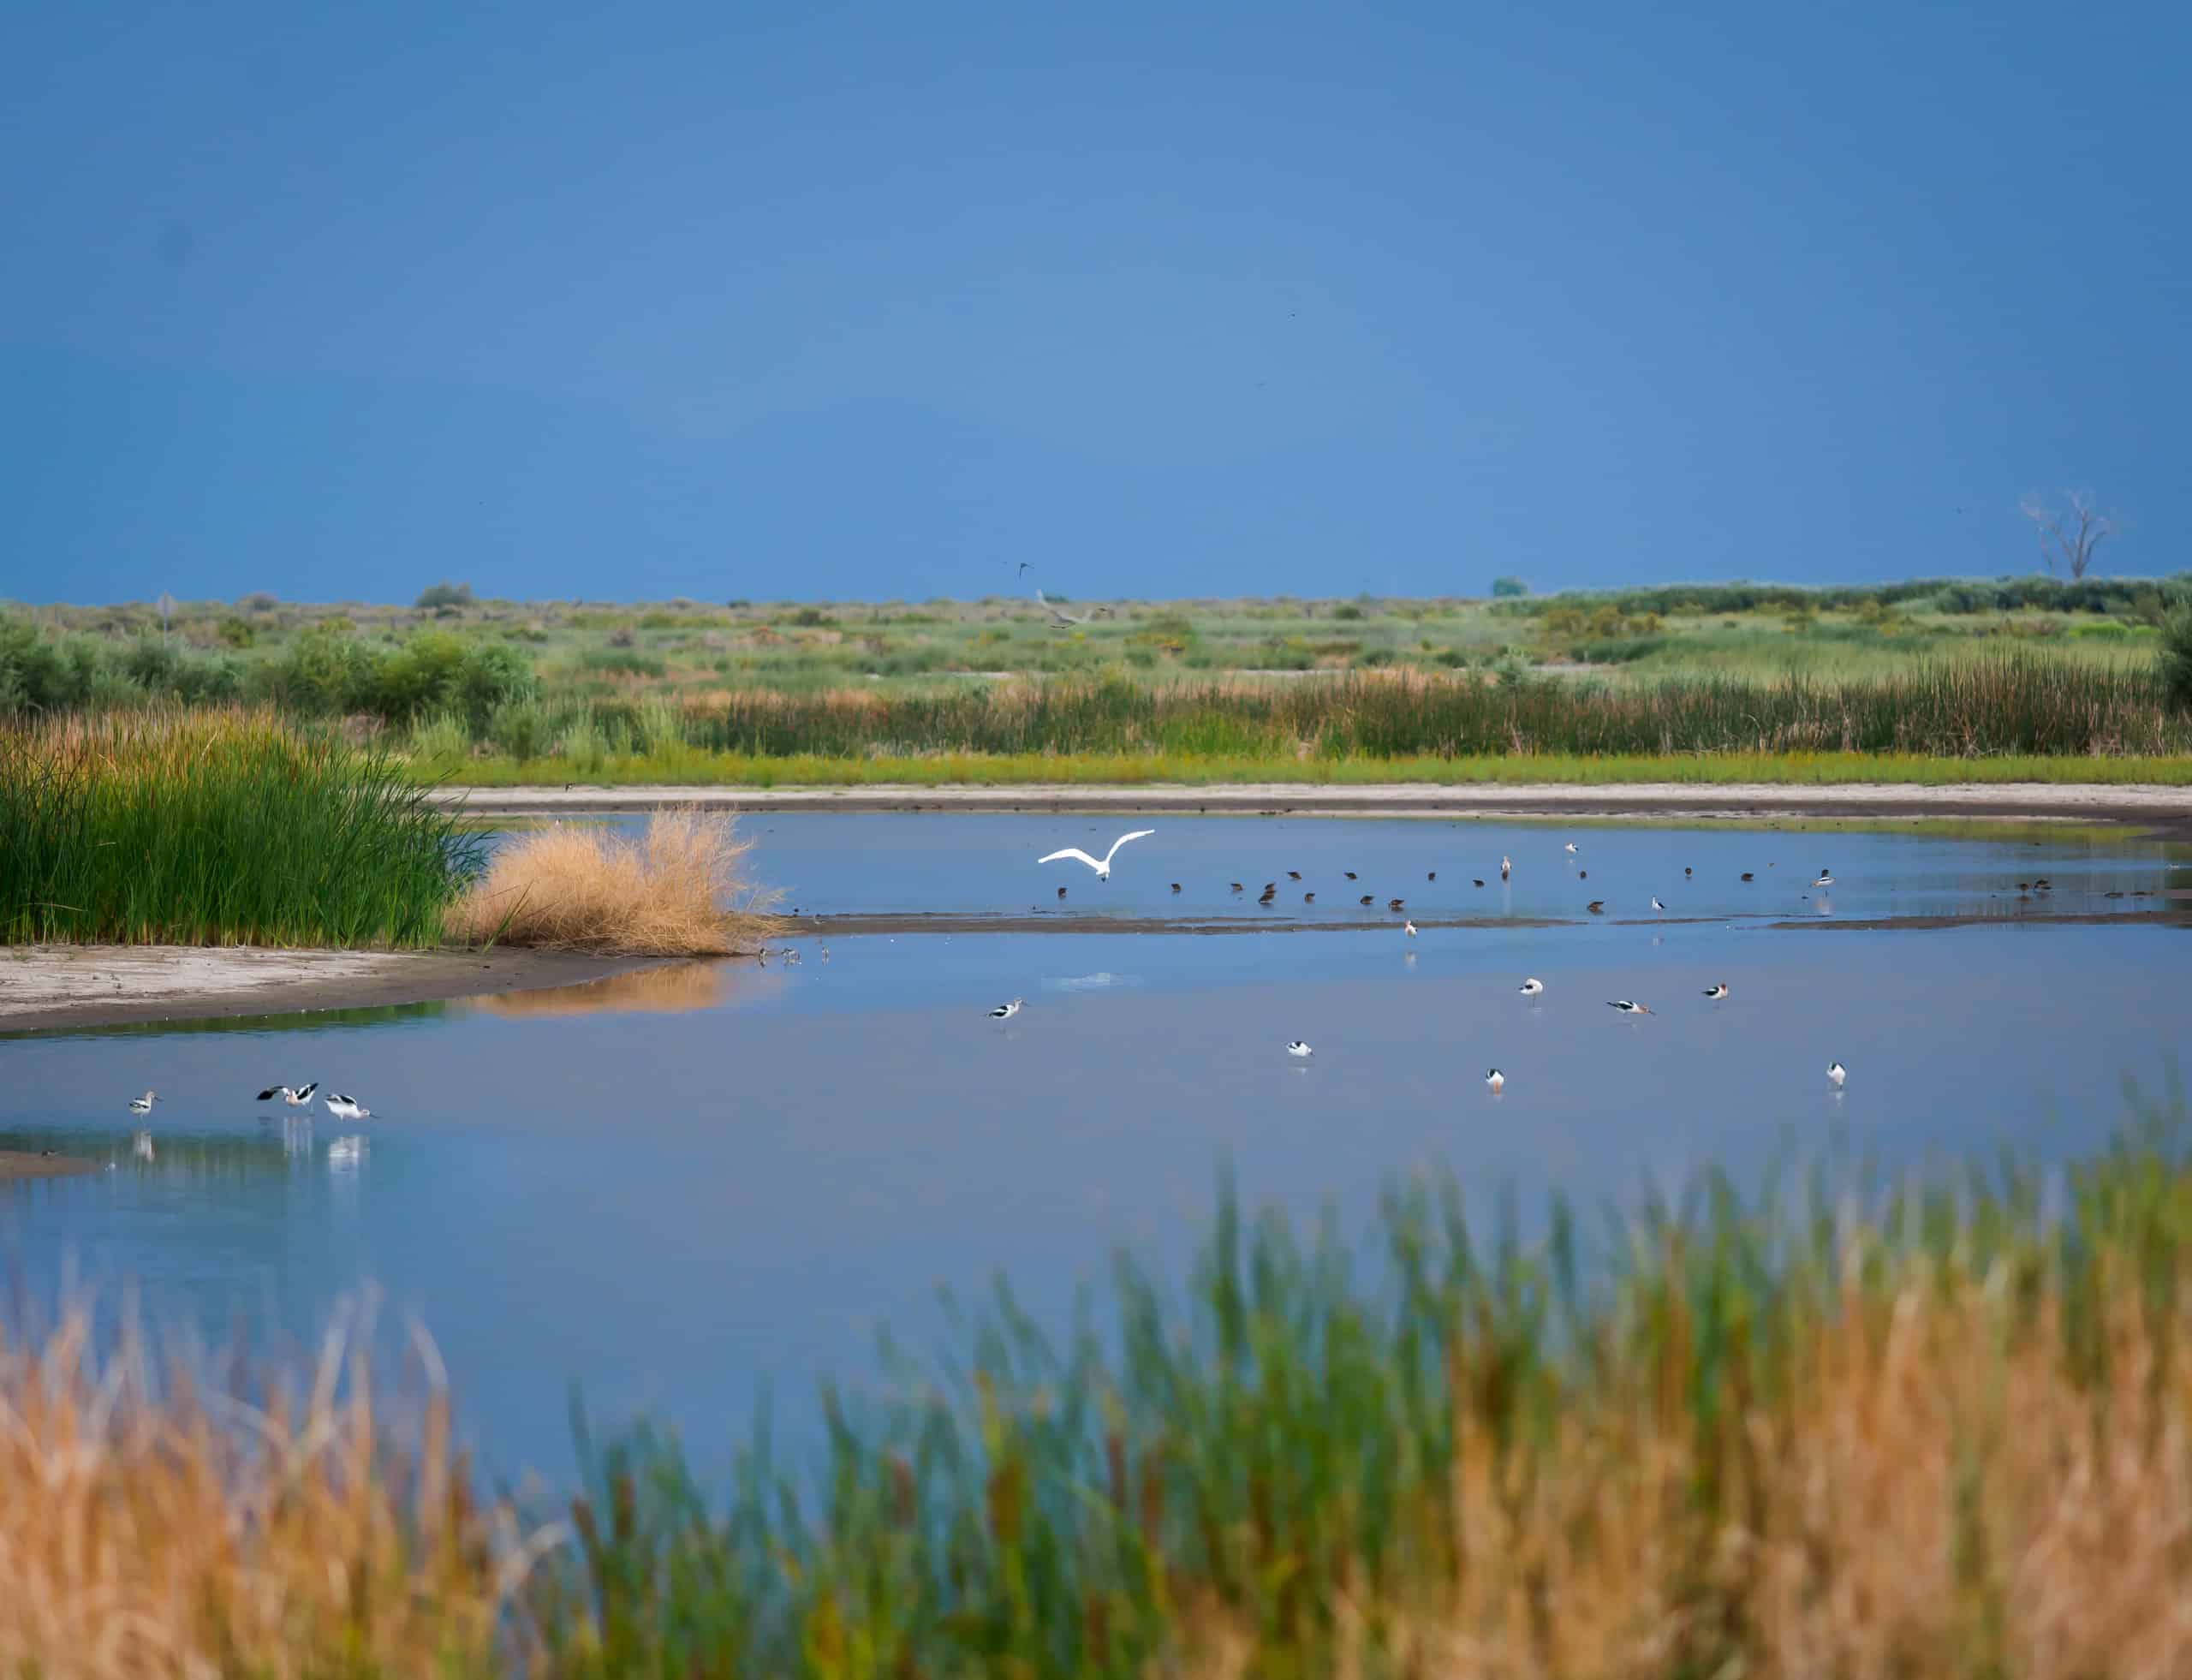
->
[[127, 1090, 157, 1115], [1287, 1040, 1313, 1057], [1038, 829, 1153, 879], [1828, 1060, 1847, 1087], [1484, 1068, 1505, 1093], [325, 1093, 372, 1121], [986, 998, 1023, 1021], [1519, 977, 1544, 996]]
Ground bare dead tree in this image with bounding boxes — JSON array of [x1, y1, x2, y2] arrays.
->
[[2018, 489, 2115, 580]]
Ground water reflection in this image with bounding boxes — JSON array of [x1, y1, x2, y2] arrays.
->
[[458, 960, 778, 1019]]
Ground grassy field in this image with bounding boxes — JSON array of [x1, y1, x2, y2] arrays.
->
[[11, 1099, 2192, 1677], [0, 709, 480, 947], [8, 578, 2191, 783]]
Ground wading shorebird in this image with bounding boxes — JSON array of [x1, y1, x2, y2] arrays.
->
[[1519, 977, 1544, 996], [1564, 842, 1578, 855], [1403, 920, 1418, 937], [1606, 999, 1652, 1016], [258, 1083, 318, 1111], [1650, 896, 1665, 914], [1038, 829, 1153, 880], [1587, 899, 1605, 914], [1286, 1040, 1313, 1057], [986, 998, 1023, 1022], [1813, 872, 1834, 888], [1484, 1069, 1505, 1094], [1387, 897, 1405, 912], [1703, 983, 1728, 1000], [1741, 872, 1754, 882], [324, 1093, 372, 1121], [1287, 870, 1302, 881], [128, 1090, 157, 1116], [1828, 1061, 1848, 1088], [1501, 855, 1511, 879]]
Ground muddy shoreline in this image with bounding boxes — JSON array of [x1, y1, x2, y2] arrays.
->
[[0, 946, 663, 1035], [438, 782, 2192, 839]]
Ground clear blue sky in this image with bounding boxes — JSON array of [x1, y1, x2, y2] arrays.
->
[[3, 2, 2184, 605]]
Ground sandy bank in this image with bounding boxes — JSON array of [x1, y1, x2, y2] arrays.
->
[[438, 781, 2192, 834], [0, 1149, 99, 1182], [0, 945, 659, 1034]]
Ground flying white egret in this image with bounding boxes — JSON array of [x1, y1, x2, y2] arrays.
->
[[1038, 830, 1153, 880]]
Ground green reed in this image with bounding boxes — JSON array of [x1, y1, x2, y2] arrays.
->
[[646, 652, 2187, 764], [0, 708, 482, 946], [521, 1090, 2192, 1678]]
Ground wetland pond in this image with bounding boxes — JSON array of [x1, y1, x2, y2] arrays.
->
[[4, 812, 2189, 1474]]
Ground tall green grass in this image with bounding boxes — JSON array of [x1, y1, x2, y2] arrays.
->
[[645, 655, 2191, 761], [0, 708, 482, 946]]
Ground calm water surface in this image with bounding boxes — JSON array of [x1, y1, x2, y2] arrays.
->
[[3, 815, 2186, 1473]]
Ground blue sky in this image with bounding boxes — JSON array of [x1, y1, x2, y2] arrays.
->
[[3, 2, 2184, 605]]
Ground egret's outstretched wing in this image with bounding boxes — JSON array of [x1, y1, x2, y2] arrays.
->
[[1039, 847, 1104, 872], [1100, 829, 1154, 867]]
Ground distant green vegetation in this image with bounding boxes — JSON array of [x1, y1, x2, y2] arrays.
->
[[0, 709, 481, 946], [6, 574, 2191, 783]]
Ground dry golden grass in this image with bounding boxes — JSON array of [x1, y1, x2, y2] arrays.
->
[[0, 1307, 532, 1678], [444, 810, 781, 956]]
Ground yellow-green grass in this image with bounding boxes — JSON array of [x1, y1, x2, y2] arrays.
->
[[0, 707, 481, 947], [422, 747, 2192, 788], [11, 1103, 2192, 1676]]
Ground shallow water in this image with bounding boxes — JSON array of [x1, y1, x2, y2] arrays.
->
[[3, 815, 2186, 1474]]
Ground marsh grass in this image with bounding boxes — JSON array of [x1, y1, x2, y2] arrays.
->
[[0, 707, 480, 946], [444, 810, 782, 955], [9, 1111, 2192, 1675]]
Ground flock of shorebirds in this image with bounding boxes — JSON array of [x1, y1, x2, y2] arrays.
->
[[117, 1081, 371, 1161], [1017, 825, 1854, 1096]]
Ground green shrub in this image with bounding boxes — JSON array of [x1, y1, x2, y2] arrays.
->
[[414, 581, 475, 611], [1491, 575, 1528, 598], [2161, 606, 2192, 714]]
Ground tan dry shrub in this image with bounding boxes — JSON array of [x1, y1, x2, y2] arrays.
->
[[445, 810, 782, 956]]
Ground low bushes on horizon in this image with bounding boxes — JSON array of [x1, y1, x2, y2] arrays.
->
[[10, 1105, 2192, 1675], [0, 708, 480, 947]]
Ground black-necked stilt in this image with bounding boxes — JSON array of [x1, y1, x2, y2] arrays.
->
[[1519, 977, 1544, 996], [325, 1093, 372, 1121], [258, 1083, 319, 1111], [1828, 1061, 1847, 1087], [986, 998, 1023, 1021], [1287, 1040, 1313, 1057], [1484, 1069, 1504, 1094], [128, 1090, 157, 1115], [1403, 920, 1418, 937], [1607, 999, 1652, 1016], [1703, 983, 1728, 999], [1038, 829, 1153, 881]]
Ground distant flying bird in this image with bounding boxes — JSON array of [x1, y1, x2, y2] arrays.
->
[[1606, 999, 1652, 1016], [324, 1093, 372, 1121], [1703, 983, 1728, 1000], [258, 1083, 318, 1111], [986, 998, 1023, 1021], [128, 1090, 157, 1115], [1519, 977, 1544, 996], [1403, 920, 1418, 937], [1039, 829, 1153, 879], [1828, 1061, 1847, 1087], [1484, 1069, 1505, 1094], [1017, 561, 1030, 575], [1287, 1040, 1314, 1057]]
